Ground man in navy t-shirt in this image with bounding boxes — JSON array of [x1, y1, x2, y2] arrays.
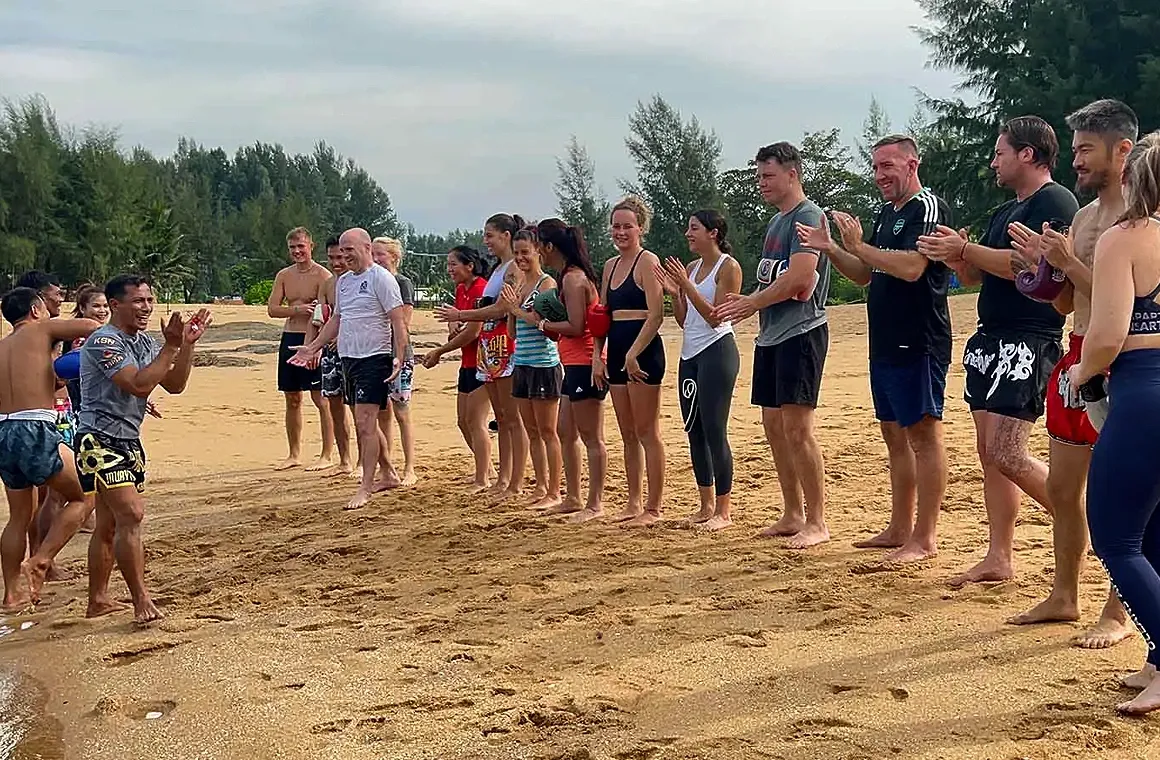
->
[[797, 135, 952, 565]]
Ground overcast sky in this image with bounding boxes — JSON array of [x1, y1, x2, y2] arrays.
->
[[1, 0, 960, 232]]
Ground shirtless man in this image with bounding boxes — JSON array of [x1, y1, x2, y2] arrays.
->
[[0, 287, 98, 610], [291, 228, 409, 510], [305, 236, 354, 476], [268, 226, 334, 471], [1005, 100, 1135, 648], [77, 275, 210, 623]]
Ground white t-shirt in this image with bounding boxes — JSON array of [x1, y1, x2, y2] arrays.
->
[[334, 264, 403, 359]]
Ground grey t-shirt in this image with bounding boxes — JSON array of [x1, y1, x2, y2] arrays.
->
[[396, 273, 415, 361], [755, 199, 831, 347], [78, 325, 162, 439]]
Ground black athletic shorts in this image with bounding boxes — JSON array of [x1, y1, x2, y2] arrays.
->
[[458, 367, 485, 395], [75, 430, 147, 495], [751, 323, 829, 409], [512, 364, 563, 400], [343, 353, 393, 408], [320, 344, 344, 398], [278, 332, 322, 393], [563, 364, 608, 402], [607, 322, 665, 386], [963, 330, 1062, 422]]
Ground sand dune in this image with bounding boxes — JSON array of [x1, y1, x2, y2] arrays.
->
[[3, 295, 1158, 760]]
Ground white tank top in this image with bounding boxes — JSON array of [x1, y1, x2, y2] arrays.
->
[[680, 254, 734, 360]]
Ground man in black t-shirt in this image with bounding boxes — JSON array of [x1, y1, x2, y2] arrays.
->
[[797, 135, 952, 565], [919, 116, 1079, 588]]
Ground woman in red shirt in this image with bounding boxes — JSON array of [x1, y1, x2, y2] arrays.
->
[[422, 246, 493, 491]]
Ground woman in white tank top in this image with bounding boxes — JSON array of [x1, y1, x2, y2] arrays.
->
[[658, 210, 744, 531]]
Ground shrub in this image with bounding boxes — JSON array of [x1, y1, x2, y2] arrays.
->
[[244, 279, 274, 306]]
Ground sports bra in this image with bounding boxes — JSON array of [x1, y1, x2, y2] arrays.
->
[[606, 250, 649, 313], [1127, 215, 1160, 336]]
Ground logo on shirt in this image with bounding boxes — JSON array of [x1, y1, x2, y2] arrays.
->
[[893, 218, 906, 236], [358, 281, 369, 294], [91, 335, 117, 347], [98, 350, 124, 371]]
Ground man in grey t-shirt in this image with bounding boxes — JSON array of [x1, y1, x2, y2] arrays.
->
[[75, 275, 211, 624], [716, 141, 831, 549]]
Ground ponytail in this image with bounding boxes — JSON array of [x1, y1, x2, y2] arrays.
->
[[1120, 131, 1160, 224]]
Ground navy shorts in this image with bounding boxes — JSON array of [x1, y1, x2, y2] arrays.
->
[[870, 354, 948, 428], [0, 419, 64, 490]]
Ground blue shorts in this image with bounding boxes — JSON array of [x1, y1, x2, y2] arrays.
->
[[870, 354, 948, 428], [0, 419, 64, 490]]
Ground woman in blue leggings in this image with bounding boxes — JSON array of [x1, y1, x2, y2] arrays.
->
[[1071, 131, 1160, 715]]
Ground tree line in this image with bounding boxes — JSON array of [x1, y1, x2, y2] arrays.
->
[[1, 1, 1156, 304]]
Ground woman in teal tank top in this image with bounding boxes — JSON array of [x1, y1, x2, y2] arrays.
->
[[501, 228, 564, 511]]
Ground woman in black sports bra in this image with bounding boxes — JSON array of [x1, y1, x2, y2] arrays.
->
[[593, 196, 666, 527]]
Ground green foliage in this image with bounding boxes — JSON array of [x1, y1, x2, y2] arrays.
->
[[0, 95, 401, 295], [916, 0, 1160, 232], [828, 273, 868, 305], [554, 136, 615, 266], [244, 279, 273, 306], [622, 96, 722, 262]]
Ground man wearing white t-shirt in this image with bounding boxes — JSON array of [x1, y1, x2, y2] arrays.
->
[[292, 227, 409, 510]]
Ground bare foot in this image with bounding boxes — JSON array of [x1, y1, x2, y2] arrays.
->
[[79, 511, 97, 534], [468, 481, 493, 494], [1007, 595, 1079, 626], [685, 508, 714, 527], [883, 542, 938, 564], [1121, 664, 1156, 690], [326, 463, 354, 478], [19, 559, 48, 603], [344, 489, 372, 511], [611, 507, 644, 523], [530, 494, 563, 512], [400, 470, 418, 487], [1118, 673, 1160, 715], [948, 558, 1014, 589], [759, 515, 806, 538], [305, 456, 334, 472], [133, 601, 164, 626], [546, 497, 581, 515], [493, 488, 523, 504], [786, 523, 830, 549], [526, 488, 549, 509], [86, 599, 130, 619], [1, 592, 32, 614], [698, 515, 732, 532], [1076, 617, 1133, 649], [622, 511, 662, 529], [45, 564, 70, 583], [487, 482, 510, 498], [568, 507, 604, 524], [853, 527, 909, 549], [274, 457, 301, 471]]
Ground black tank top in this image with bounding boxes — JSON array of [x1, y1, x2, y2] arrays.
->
[[607, 250, 648, 313]]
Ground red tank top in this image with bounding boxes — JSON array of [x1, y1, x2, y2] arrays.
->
[[456, 278, 487, 370]]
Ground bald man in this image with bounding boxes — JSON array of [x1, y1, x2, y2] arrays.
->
[[290, 228, 410, 510]]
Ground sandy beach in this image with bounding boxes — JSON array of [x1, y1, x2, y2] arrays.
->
[[2, 294, 1158, 760]]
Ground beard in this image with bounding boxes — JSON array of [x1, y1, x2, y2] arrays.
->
[[1076, 167, 1110, 195]]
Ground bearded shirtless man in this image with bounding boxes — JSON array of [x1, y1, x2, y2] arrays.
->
[[1005, 100, 1136, 649], [268, 226, 334, 471]]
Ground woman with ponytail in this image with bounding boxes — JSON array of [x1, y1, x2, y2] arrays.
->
[[435, 214, 529, 501], [536, 218, 607, 522], [1069, 131, 1160, 715]]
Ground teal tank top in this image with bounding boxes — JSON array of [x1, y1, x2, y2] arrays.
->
[[514, 274, 560, 368]]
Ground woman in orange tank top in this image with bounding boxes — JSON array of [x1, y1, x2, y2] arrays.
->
[[536, 218, 608, 522]]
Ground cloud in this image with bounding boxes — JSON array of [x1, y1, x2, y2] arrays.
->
[[0, 1, 959, 232]]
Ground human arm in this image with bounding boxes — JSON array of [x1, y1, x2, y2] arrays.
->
[[435, 267, 523, 323], [918, 225, 983, 285], [657, 261, 688, 328], [266, 272, 314, 319], [832, 211, 929, 282], [622, 253, 665, 382], [1071, 226, 1136, 384], [663, 256, 741, 328], [797, 216, 871, 287], [541, 271, 591, 337], [47, 318, 102, 344], [98, 314, 183, 399], [422, 320, 481, 368], [160, 309, 213, 394], [591, 260, 613, 388], [388, 307, 409, 382]]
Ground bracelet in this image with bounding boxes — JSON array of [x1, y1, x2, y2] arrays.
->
[[958, 239, 968, 260], [537, 319, 547, 332]]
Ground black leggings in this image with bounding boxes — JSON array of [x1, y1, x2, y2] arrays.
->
[[678, 334, 739, 496], [1088, 349, 1160, 666]]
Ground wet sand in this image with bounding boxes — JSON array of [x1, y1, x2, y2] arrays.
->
[[3, 296, 1160, 759]]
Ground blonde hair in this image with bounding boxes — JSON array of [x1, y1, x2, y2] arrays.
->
[[610, 195, 652, 234], [1121, 131, 1160, 224], [372, 236, 403, 256], [285, 226, 312, 242]]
